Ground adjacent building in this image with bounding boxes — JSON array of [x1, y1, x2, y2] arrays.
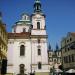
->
[[0, 12, 8, 74], [7, 0, 49, 75], [61, 32, 75, 70], [48, 44, 62, 71]]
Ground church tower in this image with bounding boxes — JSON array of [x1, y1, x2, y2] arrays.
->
[[31, 0, 49, 75], [7, 0, 49, 75], [31, 0, 46, 35]]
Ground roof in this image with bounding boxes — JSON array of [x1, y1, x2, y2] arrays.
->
[[70, 32, 75, 37], [8, 32, 31, 39]]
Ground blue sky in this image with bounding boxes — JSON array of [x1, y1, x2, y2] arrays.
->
[[0, 0, 75, 49]]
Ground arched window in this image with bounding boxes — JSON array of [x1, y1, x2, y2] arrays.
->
[[23, 28, 26, 32], [20, 45, 25, 56], [19, 64, 25, 74], [38, 49, 41, 55], [38, 62, 42, 69], [37, 22, 40, 29]]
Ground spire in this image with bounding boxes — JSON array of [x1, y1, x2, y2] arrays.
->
[[48, 43, 51, 50], [34, 0, 42, 13], [56, 44, 59, 50]]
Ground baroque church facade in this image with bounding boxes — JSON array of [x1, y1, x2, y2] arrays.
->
[[7, 0, 49, 75]]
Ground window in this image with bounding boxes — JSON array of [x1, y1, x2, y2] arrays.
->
[[68, 48, 70, 51], [38, 62, 42, 69], [27, 16, 30, 20], [20, 45, 25, 56], [23, 16, 26, 20], [65, 56, 68, 63], [54, 59, 57, 63], [69, 55, 71, 63], [38, 39, 40, 43], [50, 58, 52, 62], [67, 40, 69, 43], [38, 49, 41, 55], [37, 22, 40, 29], [64, 57, 66, 63], [70, 38, 72, 41], [72, 54, 74, 62], [19, 64, 25, 74], [23, 28, 26, 32], [65, 47, 67, 52], [64, 56, 68, 63]]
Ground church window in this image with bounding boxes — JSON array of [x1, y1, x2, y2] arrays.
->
[[72, 54, 74, 62], [54, 59, 57, 63], [23, 28, 26, 32], [38, 62, 42, 69], [20, 45, 25, 56], [38, 49, 41, 55], [37, 22, 40, 29], [19, 64, 25, 74], [38, 39, 40, 43], [24, 16, 26, 20]]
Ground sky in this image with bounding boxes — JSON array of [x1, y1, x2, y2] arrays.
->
[[0, 0, 75, 49]]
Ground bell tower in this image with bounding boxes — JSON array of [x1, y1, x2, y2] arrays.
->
[[31, 0, 46, 35], [30, 0, 49, 74]]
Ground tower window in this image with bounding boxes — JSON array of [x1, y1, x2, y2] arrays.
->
[[20, 45, 25, 56], [38, 39, 40, 43], [23, 16, 26, 20], [38, 49, 41, 55], [37, 22, 40, 29], [23, 28, 26, 32], [37, 6, 39, 10], [38, 62, 42, 69], [19, 64, 25, 74]]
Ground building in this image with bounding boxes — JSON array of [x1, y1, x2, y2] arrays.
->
[[61, 32, 75, 70], [0, 12, 8, 74], [48, 44, 62, 71], [7, 0, 49, 75], [48, 44, 53, 70]]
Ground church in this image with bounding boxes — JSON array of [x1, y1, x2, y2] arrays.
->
[[7, 0, 49, 75]]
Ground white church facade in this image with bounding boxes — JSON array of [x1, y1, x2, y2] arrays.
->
[[7, 0, 49, 75]]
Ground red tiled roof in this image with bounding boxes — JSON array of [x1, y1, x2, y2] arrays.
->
[[8, 32, 31, 39]]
